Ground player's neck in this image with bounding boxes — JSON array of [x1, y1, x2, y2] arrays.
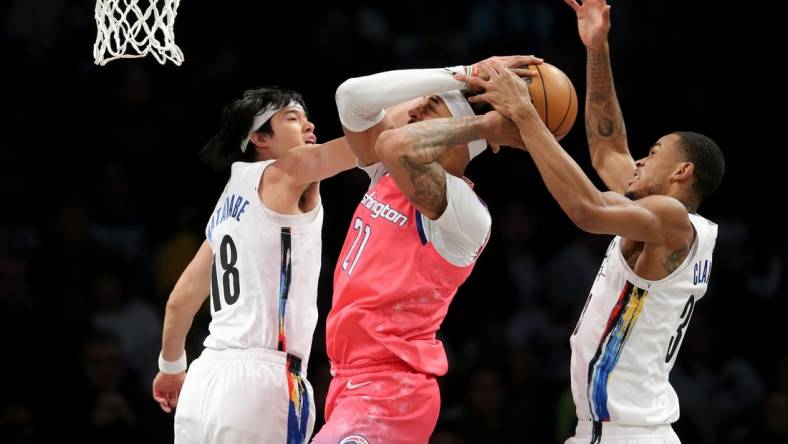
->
[[671, 192, 698, 213], [665, 183, 698, 214]]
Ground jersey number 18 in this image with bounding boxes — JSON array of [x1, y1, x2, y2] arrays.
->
[[211, 235, 240, 312]]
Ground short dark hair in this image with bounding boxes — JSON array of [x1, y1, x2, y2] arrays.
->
[[200, 86, 307, 171], [674, 131, 725, 200]]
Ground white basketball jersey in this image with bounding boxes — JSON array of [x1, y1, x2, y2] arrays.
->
[[203, 161, 323, 368], [570, 213, 718, 425]]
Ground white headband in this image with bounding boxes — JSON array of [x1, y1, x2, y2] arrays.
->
[[436, 90, 487, 160], [240, 101, 304, 153]]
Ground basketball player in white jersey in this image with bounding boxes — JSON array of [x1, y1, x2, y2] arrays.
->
[[150, 86, 356, 443], [457, 25, 725, 444]]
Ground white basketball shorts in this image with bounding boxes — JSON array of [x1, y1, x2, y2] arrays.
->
[[174, 348, 315, 444]]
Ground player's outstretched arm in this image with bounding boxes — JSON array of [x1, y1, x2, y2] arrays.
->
[[152, 240, 212, 413], [466, 62, 692, 248], [565, 0, 634, 194], [335, 56, 541, 166], [336, 67, 470, 167], [267, 136, 357, 188]]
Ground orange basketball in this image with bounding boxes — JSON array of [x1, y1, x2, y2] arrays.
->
[[526, 62, 578, 140]]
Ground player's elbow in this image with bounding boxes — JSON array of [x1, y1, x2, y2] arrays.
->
[[165, 286, 197, 317], [567, 203, 598, 233], [374, 128, 407, 163], [336, 76, 386, 133], [589, 150, 607, 172], [165, 290, 185, 314], [335, 78, 356, 109], [589, 150, 620, 178], [335, 78, 364, 119]]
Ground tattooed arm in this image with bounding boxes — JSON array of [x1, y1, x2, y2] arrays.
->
[[585, 45, 635, 193], [374, 116, 486, 219], [463, 61, 694, 281], [565, 0, 635, 194]]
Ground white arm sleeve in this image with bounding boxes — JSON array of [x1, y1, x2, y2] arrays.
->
[[421, 173, 491, 267], [335, 66, 468, 132]]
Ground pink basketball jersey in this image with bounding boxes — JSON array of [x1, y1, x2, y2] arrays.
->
[[327, 174, 483, 376]]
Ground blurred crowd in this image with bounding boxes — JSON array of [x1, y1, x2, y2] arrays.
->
[[1, 1, 783, 443]]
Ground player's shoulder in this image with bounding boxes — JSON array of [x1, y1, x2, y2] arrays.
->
[[636, 195, 693, 249], [231, 160, 271, 176], [441, 173, 491, 232], [634, 195, 688, 219], [447, 173, 486, 208]]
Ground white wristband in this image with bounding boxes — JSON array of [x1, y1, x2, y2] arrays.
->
[[158, 351, 187, 374]]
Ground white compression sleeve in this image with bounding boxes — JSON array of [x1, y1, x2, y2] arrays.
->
[[335, 66, 469, 132]]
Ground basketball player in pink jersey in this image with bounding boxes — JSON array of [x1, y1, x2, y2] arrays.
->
[[311, 57, 541, 444], [151, 86, 357, 443]]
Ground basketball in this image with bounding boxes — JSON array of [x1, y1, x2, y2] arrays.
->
[[526, 62, 578, 140]]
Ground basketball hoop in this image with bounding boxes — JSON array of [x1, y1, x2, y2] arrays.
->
[[93, 0, 184, 66]]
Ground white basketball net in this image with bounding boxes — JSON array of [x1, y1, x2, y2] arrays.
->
[[93, 0, 184, 66]]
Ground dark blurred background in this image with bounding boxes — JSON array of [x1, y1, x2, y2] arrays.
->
[[0, 1, 783, 443]]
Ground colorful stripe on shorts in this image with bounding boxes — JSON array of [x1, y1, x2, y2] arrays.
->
[[286, 356, 309, 444]]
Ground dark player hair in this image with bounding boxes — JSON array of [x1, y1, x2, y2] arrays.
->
[[200, 86, 307, 171], [673, 131, 725, 200], [463, 90, 493, 116]]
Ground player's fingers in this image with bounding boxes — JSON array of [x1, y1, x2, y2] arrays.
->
[[501, 66, 522, 82], [154, 394, 171, 413], [514, 55, 544, 66], [166, 391, 178, 409], [455, 74, 488, 90], [161, 402, 172, 413], [489, 61, 513, 82], [485, 62, 502, 80], [467, 93, 492, 104], [478, 62, 500, 81], [508, 68, 524, 84], [563, 0, 582, 13], [489, 143, 501, 154], [511, 68, 538, 78]]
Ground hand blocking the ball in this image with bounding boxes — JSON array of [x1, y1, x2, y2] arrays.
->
[[456, 60, 578, 141]]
